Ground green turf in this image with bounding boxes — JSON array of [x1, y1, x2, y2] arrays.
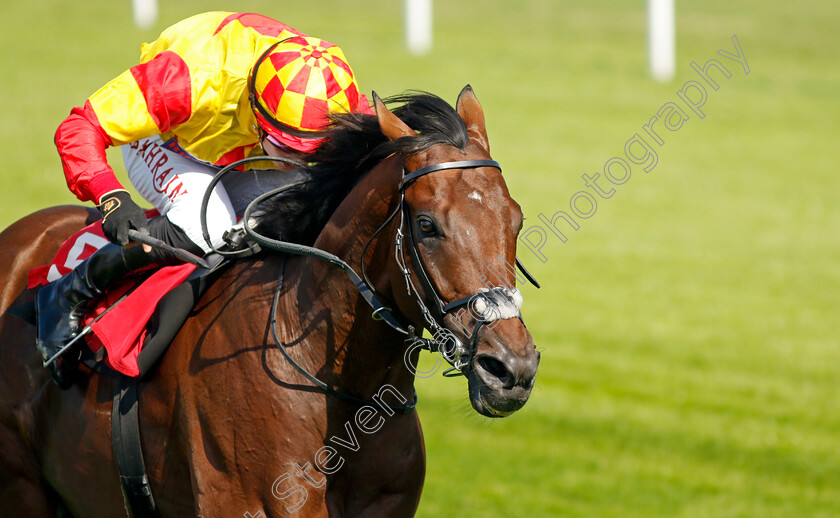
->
[[3, 1, 838, 516]]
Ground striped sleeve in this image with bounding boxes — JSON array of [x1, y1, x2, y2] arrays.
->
[[55, 51, 192, 202]]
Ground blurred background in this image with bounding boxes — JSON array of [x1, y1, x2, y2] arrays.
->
[[2, 1, 838, 516]]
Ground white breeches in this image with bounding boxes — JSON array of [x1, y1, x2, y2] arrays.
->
[[121, 136, 236, 253]]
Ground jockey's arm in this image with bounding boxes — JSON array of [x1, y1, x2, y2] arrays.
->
[[55, 51, 192, 205]]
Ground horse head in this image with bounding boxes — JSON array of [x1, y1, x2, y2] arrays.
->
[[373, 86, 540, 417]]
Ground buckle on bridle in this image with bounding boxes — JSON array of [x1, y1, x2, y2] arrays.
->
[[402, 324, 469, 376]]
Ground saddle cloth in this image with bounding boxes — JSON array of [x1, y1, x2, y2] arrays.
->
[[28, 213, 196, 377]]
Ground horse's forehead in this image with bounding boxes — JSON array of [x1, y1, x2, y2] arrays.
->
[[402, 143, 518, 214], [409, 161, 511, 206]]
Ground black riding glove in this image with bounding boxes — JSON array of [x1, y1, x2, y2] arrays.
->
[[98, 191, 149, 246]]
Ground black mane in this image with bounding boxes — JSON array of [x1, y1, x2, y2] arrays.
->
[[252, 92, 470, 244]]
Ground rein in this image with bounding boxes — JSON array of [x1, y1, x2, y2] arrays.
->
[[270, 256, 417, 414]]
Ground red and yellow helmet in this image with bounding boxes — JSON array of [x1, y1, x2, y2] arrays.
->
[[249, 35, 366, 153]]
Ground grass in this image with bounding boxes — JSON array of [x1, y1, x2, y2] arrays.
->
[[2, 0, 838, 516]]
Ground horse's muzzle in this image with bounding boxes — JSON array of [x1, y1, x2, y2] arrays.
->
[[467, 325, 540, 417]]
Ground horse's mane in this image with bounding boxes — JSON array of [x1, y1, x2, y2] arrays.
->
[[252, 92, 470, 244]]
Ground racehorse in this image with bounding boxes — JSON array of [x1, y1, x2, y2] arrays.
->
[[0, 86, 540, 517]]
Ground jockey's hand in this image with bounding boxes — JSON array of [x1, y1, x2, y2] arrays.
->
[[98, 190, 149, 246]]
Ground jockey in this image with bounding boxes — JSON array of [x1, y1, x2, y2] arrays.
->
[[37, 11, 371, 387]]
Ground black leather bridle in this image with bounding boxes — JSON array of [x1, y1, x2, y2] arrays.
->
[[396, 159, 505, 372], [362, 158, 540, 375], [206, 155, 539, 407]]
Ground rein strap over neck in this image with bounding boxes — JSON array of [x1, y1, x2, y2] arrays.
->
[[230, 154, 520, 398]]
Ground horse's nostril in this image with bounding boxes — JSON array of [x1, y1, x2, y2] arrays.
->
[[478, 356, 509, 384]]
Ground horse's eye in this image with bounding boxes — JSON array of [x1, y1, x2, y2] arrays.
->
[[417, 216, 438, 236]]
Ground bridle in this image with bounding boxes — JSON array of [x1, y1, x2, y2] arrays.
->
[[360, 158, 538, 377], [366, 159, 522, 374], [201, 154, 539, 408]]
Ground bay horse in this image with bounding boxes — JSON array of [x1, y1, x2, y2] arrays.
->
[[0, 86, 539, 517]]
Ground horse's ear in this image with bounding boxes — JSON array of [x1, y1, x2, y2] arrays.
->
[[456, 85, 490, 153], [373, 91, 414, 141]]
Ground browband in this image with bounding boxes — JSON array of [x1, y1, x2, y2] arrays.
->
[[400, 160, 501, 192]]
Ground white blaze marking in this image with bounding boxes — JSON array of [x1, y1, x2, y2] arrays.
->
[[468, 191, 483, 203]]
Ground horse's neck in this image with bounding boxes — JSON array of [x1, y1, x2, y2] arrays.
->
[[284, 156, 414, 398], [313, 154, 403, 263]]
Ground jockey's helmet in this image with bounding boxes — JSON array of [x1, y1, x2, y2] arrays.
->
[[249, 35, 362, 153]]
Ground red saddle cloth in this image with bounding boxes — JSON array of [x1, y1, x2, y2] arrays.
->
[[28, 216, 195, 377]]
